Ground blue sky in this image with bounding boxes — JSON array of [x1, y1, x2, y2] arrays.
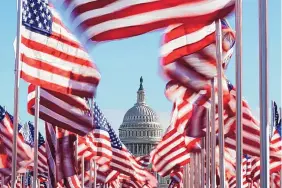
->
[[0, 1, 280, 134]]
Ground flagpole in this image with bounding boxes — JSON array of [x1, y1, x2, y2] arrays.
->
[[189, 153, 194, 188], [201, 139, 205, 188], [197, 153, 201, 187], [183, 164, 188, 187], [33, 86, 40, 188], [215, 19, 225, 188], [89, 160, 93, 188], [75, 134, 78, 169], [93, 160, 97, 188], [194, 153, 198, 188], [205, 109, 210, 188], [259, 0, 270, 187], [81, 155, 85, 188], [1, 175, 4, 188], [235, 0, 243, 187], [279, 107, 282, 188], [12, 0, 23, 186], [89, 99, 97, 188], [23, 174, 25, 188], [210, 78, 216, 188], [20, 175, 22, 188]]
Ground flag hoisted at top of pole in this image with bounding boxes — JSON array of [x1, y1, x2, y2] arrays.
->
[[18, 0, 101, 98], [60, 0, 235, 42]]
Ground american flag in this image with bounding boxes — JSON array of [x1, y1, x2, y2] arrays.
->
[[77, 102, 112, 167], [248, 156, 282, 185], [273, 101, 280, 127], [160, 19, 235, 92], [25, 171, 32, 188], [27, 84, 94, 136], [19, 122, 49, 178], [20, 0, 100, 98], [273, 102, 281, 137], [169, 167, 184, 186], [57, 128, 81, 188], [118, 174, 143, 188], [135, 155, 151, 168], [90, 103, 157, 186], [151, 81, 209, 176], [223, 82, 282, 159], [82, 164, 119, 185], [45, 122, 57, 188], [60, 0, 235, 42], [0, 140, 10, 176], [0, 106, 33, 171]]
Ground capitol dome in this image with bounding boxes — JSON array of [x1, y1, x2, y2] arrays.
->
[[118, 77, 170, 187], [119, 77, 163, 156], [122, 104, 159, 124]]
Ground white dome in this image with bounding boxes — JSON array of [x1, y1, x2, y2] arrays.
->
[[119, 77, 163, 144], [122, 103, 159, 124]]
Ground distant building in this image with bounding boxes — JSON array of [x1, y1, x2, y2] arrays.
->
[[119, 77, 170, 187]]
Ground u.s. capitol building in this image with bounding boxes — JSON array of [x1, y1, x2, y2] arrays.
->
[[118, 77, 170, 188]]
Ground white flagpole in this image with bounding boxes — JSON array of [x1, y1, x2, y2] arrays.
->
[[1, 175, 4, 188], [20, 175, 22, 188], [189, 153, 194, 188], [90, 160, 93, 188], [197, 152, 201, 188], [215, 19, 225, 188], [259, 0, 270, 187], [201, 139, 205, 188], [194, 153, 198, 188], [279, 107, 282, 188], [197, 153, 200, 187], [187, 164, 190, 187], [210, 78, 216, 188], [235, 0, 243, 187], [183, 164, 188, 187], [81, 155, 85, 188], [205, 109, 210, 188], [75, 134, 78, 169], [93, 160, 97, 188], [33, 86, 40, 188], [12, 0, 23, 186], [23, 174, 25, 188]]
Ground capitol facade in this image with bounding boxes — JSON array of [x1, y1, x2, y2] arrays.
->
[[119, 77, 170, 187]]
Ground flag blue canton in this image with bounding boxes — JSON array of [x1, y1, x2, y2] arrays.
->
[[93, 102, 122, 150], [25, 171, 32, 186], [221, 19, 235, 48], [0, 105, 22, 130], [244, 154, 251, 159], [273, 102, 280, 126], [227, 80, 234, 92], [276, 120, 281, 137], [0, 106, 5, 121], [221, 19, 229, 29], [22, 122, 45, 147], [22, 0, 52, 35]]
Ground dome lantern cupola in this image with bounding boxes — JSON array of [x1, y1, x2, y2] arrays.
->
[[137, 76, 145, 104]]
